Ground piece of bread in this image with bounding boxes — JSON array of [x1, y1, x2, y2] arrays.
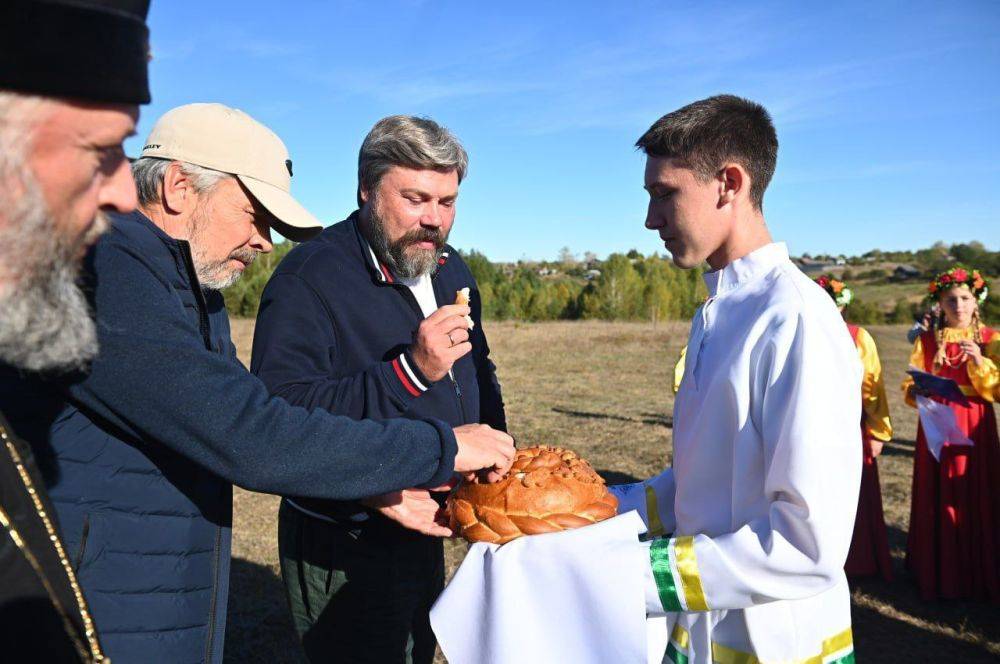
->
[[449, 445, 618, 544], [455, 288, 474, 329]]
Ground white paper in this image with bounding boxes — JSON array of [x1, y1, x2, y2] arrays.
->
[[431, 511, 649, 664], [916, 395, 974, 462]]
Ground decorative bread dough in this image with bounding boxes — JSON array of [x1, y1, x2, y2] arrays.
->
[[449, 445, 618, 544]]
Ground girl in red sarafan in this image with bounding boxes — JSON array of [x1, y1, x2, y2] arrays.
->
[[902, 266, 1000, 602], [816, 275, 894, 581]]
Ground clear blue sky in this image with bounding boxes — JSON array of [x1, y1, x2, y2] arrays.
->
[[126, 0, 1000, 262]]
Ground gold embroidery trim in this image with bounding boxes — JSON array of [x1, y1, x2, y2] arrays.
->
[[712, 642, 760, 664], [670, 622, 690, 649], [646, 485, 666, 537], [668, 624, 854, 663], [673, 536, 709, 611], [2, 429, 106, 662], [0, 505, 90, 662]]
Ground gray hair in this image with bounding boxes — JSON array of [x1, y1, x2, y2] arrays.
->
[[132, 156, 232, 206], [357, 115, 468, 205], [0, 91, 102, 372]]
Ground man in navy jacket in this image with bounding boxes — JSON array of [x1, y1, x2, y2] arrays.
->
[[0, 104, 514, 664], [251, 116, 507, 663]]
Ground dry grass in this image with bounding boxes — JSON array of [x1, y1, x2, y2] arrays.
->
[[224, 320, 1000, 663]]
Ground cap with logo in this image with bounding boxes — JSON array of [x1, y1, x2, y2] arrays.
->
[[141, 103, 323, 242], [0, 0, 151, 104]]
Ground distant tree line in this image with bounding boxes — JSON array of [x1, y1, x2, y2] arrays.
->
[[224, 241, 997, 324], [463, 250, 706, 322], [855, 241, 1000, 276], [839, 241, 1000, 324]]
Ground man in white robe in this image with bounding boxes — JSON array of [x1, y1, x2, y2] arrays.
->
[[617, 95, 863, 663]]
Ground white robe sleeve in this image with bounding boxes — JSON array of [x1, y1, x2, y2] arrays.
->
[[644, 309, 862, 615]]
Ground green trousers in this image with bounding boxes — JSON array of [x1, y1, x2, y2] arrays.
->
[[278, 499, 445, 664]]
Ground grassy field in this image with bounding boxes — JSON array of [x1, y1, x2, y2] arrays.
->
[[224, 319, 1000, 663]]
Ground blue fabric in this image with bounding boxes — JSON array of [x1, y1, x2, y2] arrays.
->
[[251, 212, 506, 519], [0, 211, 457, 663]]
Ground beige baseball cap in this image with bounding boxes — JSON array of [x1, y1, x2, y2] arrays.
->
[[140, 103, 322, 242]]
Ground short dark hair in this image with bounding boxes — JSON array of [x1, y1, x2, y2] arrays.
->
[[635, 95, 777, 210]]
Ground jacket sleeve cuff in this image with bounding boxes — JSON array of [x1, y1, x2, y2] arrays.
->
[[416, 417, 457, 489], [382, 350, 435, 402]]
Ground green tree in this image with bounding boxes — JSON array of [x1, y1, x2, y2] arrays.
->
[[579, 254, 644, 319], [843, 298, 885, 325], [223, 241, 295, 318]]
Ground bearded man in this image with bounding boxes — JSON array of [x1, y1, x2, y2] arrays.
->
[[251, 115, 507, 664], [0, 1, 150, 661], [0, 104, 514, 664]]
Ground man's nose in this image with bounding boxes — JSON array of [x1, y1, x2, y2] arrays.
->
[[98, 157, 138, 213], [421, 202, 445, 228], [644, 205, 663, 230], [252, 223, 274, 254]]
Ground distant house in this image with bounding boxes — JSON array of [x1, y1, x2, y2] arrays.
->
[[794, 256, 834, 274], [892, 264, 921, 281]]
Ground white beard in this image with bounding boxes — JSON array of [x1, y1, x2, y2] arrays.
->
[[185, 203, 258, 291], [0, 165, 104, 373]]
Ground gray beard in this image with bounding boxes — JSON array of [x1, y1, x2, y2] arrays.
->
[[0, 170, 104, 373], [186, 204, 259, 291], [361, 201, 447, 279]]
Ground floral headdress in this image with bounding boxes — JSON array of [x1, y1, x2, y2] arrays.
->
[[815, 274, 853, 308], [927, 265, 989, 304]]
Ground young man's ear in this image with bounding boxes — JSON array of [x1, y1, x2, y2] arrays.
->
[[717, 164, 745, 207]]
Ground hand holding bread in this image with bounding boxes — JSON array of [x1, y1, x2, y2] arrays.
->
[[409, 289, 476, 382], [453, 424, 516, 481]]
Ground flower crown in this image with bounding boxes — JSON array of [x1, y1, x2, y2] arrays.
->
[[815, 274, 853, 307], [927, 265, 989, 304]]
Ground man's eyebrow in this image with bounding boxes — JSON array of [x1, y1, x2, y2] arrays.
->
[[92, 128, 137, 147]]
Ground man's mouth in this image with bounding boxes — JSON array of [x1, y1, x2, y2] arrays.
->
[[229, 249, 259, 269]]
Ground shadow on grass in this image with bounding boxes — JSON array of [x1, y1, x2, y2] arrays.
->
[[596, 469, 643, 485], [880, 438, 916, 459], [552, 407, 673, 428], [849, 523, 1000, 659], [225, 557, 305, 664], [851, 598, 999, 662]]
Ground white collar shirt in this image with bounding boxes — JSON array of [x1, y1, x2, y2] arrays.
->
[[631, 242, 863, 663]]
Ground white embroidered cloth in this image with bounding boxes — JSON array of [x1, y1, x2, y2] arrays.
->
[[430, 511, 649, 664]]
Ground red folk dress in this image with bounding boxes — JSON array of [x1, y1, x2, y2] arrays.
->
[[844, 325, 894, 581], [903, 326, 1000, 602]]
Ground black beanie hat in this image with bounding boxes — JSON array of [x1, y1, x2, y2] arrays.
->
[[0, 0, 151, 105]]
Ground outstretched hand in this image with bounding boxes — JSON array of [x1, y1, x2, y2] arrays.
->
[[362, 483, 456, 537]]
